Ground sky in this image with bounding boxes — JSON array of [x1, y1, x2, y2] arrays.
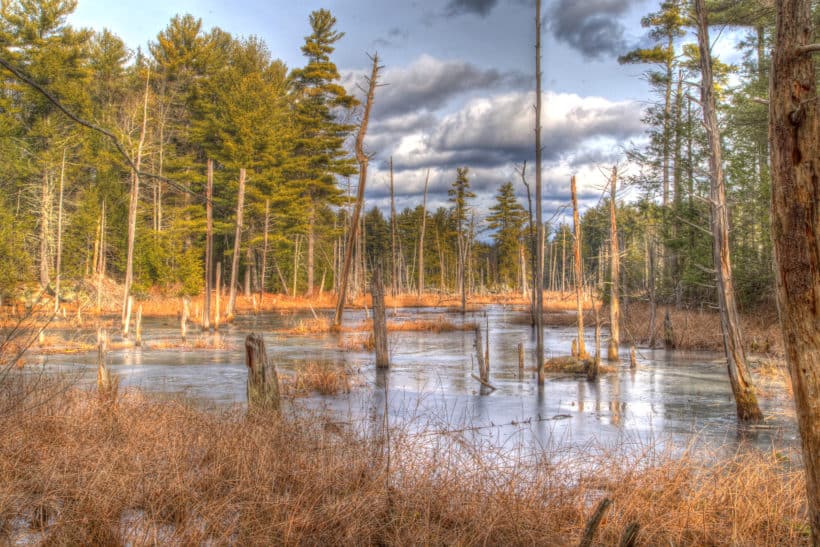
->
[[68, 0, 692, 225]]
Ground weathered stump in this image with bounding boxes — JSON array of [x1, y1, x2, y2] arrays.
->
[[371, 265, 389, 369], [135, 304, 143, 347], [245, 334, 280, 411], [629, 345, 638, 369], [518, 343, 524, 375]]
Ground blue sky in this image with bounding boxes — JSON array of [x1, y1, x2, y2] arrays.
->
[[68, 0, 700, 221]]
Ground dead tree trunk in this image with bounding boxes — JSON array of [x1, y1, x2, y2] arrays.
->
[[203, 158, 213, 331], [418, 169, 430, 297], [371, 263, 389, 369], [334, 54, 381, 328], [695, 0, 762, 422], [769, 0, 820, 539], [39, 169, 50, 288], [571, 176, 587, 359], [122, 68, 150, 331], [534, 0, 545, 383], [215, 262, 221, 331], [227, 168, 247, 321], [608, 166, 620, 362], [53, 150, 66, 314], [390, 157, 398, 297], [261, 199, 270, 295], [245, 334, 280, 411]]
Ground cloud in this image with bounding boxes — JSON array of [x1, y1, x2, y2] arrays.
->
[[547, 0, 636, 59], [385, 91, 644, 171], [345, 55, 528, 119], [444, 0, 499, 17]]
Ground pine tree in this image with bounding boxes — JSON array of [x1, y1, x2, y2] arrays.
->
[[448, 167, 475, 311], [486, 181, 527, 288], [287, 9, 358, 296]]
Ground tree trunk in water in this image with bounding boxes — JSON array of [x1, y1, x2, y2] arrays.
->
[[203, 159, 213, 331], [534, 0, 545, 384], [227, 168, 246, 321], [418, 170, 430, 296], [122, 68, 150, 330], [608, 167, 620, 362], [769, 0, 820, 539], [571, 176, 587, 359], [371, 263, 389, 369], [245, 334, 280, 411], [695, 0, 762, 422], [306, 208, 315, 296], [215, 262, 221, 331], [390, 157, 398, 297], [334, 55, 381, 328]]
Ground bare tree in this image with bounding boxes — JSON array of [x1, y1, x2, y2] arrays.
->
[[769, 0, 820, 539], [534, 0, 545, 384], [695, 0, 762, 422], [417, 169, 430, 297], [203, 158, 213, 330], [608, 166, 620, 362], [334, 54, 382, 328], [571, 175, 587, 359], [226, 168, 247, 321]]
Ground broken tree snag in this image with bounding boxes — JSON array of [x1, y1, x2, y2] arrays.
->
[[215, 262, 222, 331], [180, 297, 189, 342], [245, 334, 280, 411], [135, 304, 143, 347], [695, 0, 762, 423], [534, 0, 545, 385], [96, 329, 117, 398], [334, 54, 382, 328], [607, 166, 620, 362], [571, 176, 587, 359], [769, 0, 820, 540], [371, 263, 389, 369], [418, 169, 430, 297], [203, 158, 213, 331], [518, 342, 525, 375], [629, 345, 637, 369], [589, 301, 601, 381]]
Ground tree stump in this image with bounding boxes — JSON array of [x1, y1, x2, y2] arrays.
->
[[371, 264, 389, 369], [245, 334, 280, 411]]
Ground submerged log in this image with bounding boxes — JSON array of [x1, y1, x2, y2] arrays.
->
[[245, 334, 280, 411]]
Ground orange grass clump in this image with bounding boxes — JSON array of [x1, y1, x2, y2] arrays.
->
[[0, 383, 808, 545]]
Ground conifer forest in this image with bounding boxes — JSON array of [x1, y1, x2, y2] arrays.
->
[[0, 0, 818, 544]]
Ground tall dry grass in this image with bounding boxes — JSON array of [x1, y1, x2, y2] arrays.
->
[[0, 382, 808, 545]]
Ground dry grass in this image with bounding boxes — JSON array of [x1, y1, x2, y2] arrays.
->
[[338, 333, 375, 352], [289, 362, 360, 396], [622, 304, 783, 355], [387, 317, 477, 333], [282, 316, 332, 335], [0, 383, 808, 545]]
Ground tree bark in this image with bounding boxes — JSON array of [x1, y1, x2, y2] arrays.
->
[[203, 158, 213, 331], [608, 167, 620, 362], [571, 176, 587, 359], [371, 263, 389, 369], [769, 0, 820, 539], [334, 54, 381, 328], [534, 0, 545, 383], [215, 262, 221, 331], [245, 334, 280, 411], [39, 169, 50, 288], [227, 168, 246, 321], [695, 0, 762, 422], [53, 150, 66, 314]]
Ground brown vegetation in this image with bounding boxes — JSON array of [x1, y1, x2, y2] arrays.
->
[[0, 385, 807, 545]]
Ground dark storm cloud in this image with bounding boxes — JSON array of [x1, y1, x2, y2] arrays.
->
[[548, 0, 635, 59], [444, 0, 499, 17], [344, 56, 528, 119]]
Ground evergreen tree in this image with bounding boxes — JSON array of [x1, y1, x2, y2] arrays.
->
[[287, 9, 358, 295], [486, 181, 527, 288]]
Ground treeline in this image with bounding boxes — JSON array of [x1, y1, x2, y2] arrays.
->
[[0, 0, 815, 313]]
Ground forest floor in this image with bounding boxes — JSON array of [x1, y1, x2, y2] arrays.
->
[[0, 380, 808, 545]]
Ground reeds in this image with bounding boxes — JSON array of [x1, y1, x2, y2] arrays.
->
[[0, 382, 808, 545]]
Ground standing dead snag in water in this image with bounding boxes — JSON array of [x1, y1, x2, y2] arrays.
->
[[695, 0, 762, 422], [245, 334, 280, 411], [534, 0, 546, 383], [334, 54, 382, 329], [371, 263, 389, 369], [571, 176, 587, 359], [226, 168, 247, 322], [607, 166, 620, 362], [769, 0, 820, 539]]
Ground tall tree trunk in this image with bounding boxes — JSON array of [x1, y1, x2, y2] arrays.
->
[[227, 168, 247, 321], [53, 150, 66, 314], [390, 157, 398, 297], [334, 54, 381, 328], [608, 166, 620, 362], [534, 0, 545, 383], [121, 68, 150, 330], [571, 175, 587, 359], [769, 0, 820, 539], [203, 158, 213, 330], [418, 169, 430, 296], [306, 207, 315, 296], [695, 0, 762, 422], [261, 199, 270, 294], [39, 169, 50, 288]]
